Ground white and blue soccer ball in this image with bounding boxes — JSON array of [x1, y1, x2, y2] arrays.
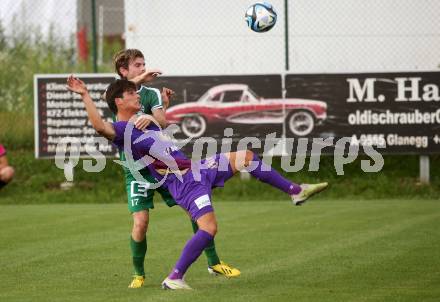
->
[[245, 2, 277, 33]]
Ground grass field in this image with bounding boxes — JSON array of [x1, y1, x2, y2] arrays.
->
[[1, 200, 439, 302]]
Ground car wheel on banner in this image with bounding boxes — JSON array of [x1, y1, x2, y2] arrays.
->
[[286, 110, 315, 137], [181, 115, 207, 138]]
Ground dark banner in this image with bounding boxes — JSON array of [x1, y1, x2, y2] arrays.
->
[[34, 72, 440, 158], [286, 72, 440, 154], [34, 74, 117, 158]]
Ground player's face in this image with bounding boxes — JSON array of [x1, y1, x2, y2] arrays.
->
[[121, 89, 141, 113], [125, 57, 146, 79]]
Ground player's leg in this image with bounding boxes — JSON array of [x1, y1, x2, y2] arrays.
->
[[163, 211, 217, 290], [225, 150, 328, 205], [189, 217, 240, 277], [129, 210, 149, 288], [156, 184, 235, 276], [126, 173, 155, 288], [0, 166, 14, 190], [225, 150, 300, 189], [192, 155, 241, 277], [188, 217, 219, 266]]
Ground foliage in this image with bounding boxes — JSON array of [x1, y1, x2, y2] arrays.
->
[[0, 20, 122, 147], [1, 149, 439, 204]]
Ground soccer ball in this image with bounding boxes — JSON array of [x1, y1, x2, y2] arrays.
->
[[245, 2, 277, 33]]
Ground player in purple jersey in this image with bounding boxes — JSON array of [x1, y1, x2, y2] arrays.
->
[[67, 76, 328, 290]]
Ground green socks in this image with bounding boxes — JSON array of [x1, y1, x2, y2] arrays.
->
[[191, 220, 220, 266], [130, 236, 147, 276], [130, 222, 220, 276]]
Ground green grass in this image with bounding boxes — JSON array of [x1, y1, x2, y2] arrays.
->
[[0, 200, 439, 302]]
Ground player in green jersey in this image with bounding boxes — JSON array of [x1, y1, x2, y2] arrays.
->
[[112, 49, 240, 288]]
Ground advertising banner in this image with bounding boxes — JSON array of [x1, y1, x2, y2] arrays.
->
[[34, 74, 117, 158], [285, 72, 440, 154], [34, 72, 440, 159]]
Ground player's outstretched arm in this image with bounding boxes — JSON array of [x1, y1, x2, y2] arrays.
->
[[66, 75, 116, 141], [131, 69, 162, 85], [161, 87, 174, 111], [151, 108, 167, 129], [151, 87, 174, 129]]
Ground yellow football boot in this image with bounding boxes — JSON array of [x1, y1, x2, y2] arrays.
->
[[128, 275, 145, 288], [291, 182, 328, 205], [208, 261, 241, 278]]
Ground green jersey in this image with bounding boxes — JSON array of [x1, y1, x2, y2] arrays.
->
[[137, 85, 163, 114]]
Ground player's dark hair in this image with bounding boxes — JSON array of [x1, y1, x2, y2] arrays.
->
[[113, 49, 144, 78], [105, 79, 137, 114]]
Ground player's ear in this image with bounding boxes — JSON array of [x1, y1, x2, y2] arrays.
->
[[119, 66, 129, 78]]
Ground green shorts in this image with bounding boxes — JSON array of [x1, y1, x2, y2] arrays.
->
[[124, 168, 177, 213]]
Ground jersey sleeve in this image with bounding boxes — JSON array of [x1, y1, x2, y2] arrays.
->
[[150, 88, 163, 111], [141, 86, 163, 111], [111, 122, 125, 149]]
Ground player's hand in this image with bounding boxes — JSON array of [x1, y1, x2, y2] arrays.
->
[[134, 114, 152, 131], [66, 75, 88, 95], [132, 69, 162, 85], [161, 87, 175, 109]]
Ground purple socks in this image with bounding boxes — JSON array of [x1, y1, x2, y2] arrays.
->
[[247, 153, 301, 195], [169, 229, 214, 280]]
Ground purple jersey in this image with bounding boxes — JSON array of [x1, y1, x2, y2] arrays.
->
[[112, 121, 191, 183], [111, 121, 233, 220]]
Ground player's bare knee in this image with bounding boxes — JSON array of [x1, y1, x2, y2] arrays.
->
[[132, 212, 149, 234], [197, 214, 218, 236], [133, 220, 148, 233], [0, 166, 14, 182], [203, 222, 217, 236], [6, 166, 14, 181]]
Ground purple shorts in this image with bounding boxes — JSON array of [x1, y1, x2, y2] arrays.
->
[[166, 153, 233, 221]]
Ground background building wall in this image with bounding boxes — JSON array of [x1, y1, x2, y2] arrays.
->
[[124, 0, 440, 75], [0, 0, 77, 43], [77, 0, 124, 38]]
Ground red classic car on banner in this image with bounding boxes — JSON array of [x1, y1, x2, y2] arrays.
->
[[166, 84, 327, 138]]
